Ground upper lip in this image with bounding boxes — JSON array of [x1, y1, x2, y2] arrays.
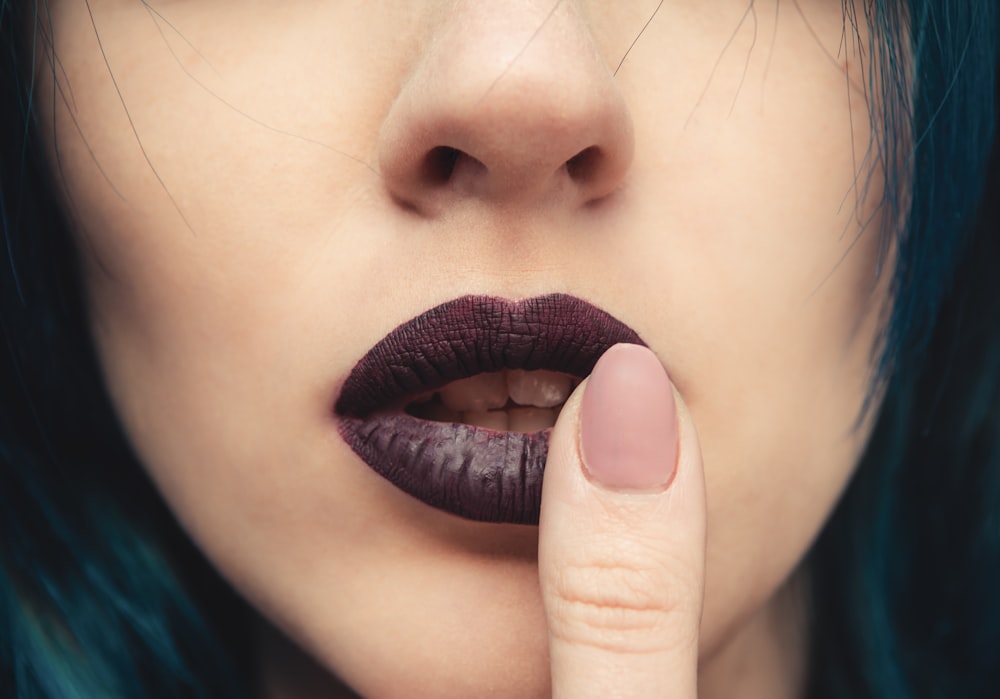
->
[[335, 293, 644, 417], [334, 293, 645, 524]]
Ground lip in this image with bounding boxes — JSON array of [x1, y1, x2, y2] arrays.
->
[[334, 294, 645, 524]]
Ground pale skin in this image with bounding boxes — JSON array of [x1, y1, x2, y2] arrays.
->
[[36, 1, 891, 696]]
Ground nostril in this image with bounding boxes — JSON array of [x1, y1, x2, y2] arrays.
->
[[422, 147, 489, 187], [376, 2, 635, 213], [565, 146, 603, 183], [423, 146, 461, 184]]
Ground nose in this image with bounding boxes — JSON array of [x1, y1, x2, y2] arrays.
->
[[376, 1, 635, 214]]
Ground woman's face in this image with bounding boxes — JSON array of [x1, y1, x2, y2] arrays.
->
[[38, 1, 889, 696]]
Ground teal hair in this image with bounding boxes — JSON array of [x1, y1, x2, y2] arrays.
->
[[1, 2, 250, 696], [808, 2, 1000, 697]]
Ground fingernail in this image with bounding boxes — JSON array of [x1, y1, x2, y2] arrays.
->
[[580, 343, 678, 491]]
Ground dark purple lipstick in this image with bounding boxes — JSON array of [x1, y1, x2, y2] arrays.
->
[[335, 294, 644, 524]]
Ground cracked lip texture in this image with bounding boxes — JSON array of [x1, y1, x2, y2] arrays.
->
[[335, 294, 645, 524]]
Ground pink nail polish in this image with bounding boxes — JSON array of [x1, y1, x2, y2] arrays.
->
[[580, 343, 678, 491]]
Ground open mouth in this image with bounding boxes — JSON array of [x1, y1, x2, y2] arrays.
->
[[403, 369, 580, 431], [335, 294, 644, 524]]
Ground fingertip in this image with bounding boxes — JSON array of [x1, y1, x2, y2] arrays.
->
[[580, 343, 678, 492]]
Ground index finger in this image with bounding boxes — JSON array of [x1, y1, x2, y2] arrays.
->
[[538, 344, 707, 698]]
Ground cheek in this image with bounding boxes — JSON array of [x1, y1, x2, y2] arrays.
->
[[604, 3, 889, 650]]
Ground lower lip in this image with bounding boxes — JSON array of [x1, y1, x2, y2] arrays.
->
[[338, 414, 549, 525]]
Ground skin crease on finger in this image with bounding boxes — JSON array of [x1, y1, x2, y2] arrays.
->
[[36, 1, 892, 697]]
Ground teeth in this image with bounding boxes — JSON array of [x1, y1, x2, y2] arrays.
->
[[408, 369, 576, 431], [455, 408, 556, 432], [507, 407, 556, 432], [461, 410, 509, 431], [439, 372, 508, 412], [506, 369, 573, 408]]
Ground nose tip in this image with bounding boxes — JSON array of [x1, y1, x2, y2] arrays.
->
[[376, 3, 635, 214]]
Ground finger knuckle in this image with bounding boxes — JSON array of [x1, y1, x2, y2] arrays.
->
[[545, 551, 699, 655]]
